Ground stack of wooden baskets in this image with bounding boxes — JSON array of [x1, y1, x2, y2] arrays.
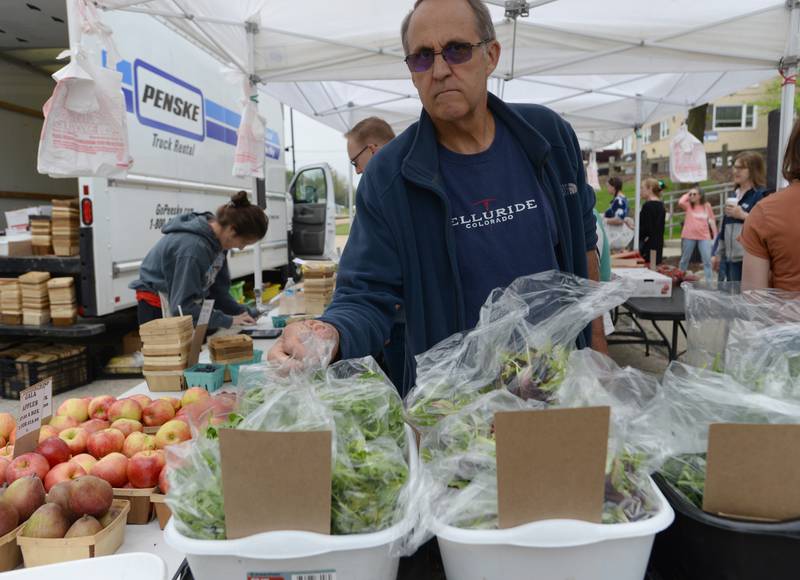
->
[[47, 277, 77, 326], [19, 272, 50, 326], [140, 316, 194, 391]]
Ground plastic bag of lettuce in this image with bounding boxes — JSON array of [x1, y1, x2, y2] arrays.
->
[[405, 271, 633, 431], [403, 349, 668, 551], [165, 356, 410, 539]]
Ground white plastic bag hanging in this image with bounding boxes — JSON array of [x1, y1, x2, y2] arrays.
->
[[37, 0, 131, 178], [233, 84, 266, 178], [669, 125, 707, 183], [586, 150, 601, 191], [38, 55, 132, 178]]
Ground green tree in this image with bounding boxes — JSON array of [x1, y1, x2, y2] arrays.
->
[[329, 168, 350, 209], [755, 78, 800, 112]]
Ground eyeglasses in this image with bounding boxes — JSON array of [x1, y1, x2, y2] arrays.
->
[[404, 39, 492, 73], [349, 145, 371, 167], [732, 164, 747, 170]]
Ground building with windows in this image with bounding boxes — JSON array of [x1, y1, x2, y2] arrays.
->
[[621, 80, 772, 177]]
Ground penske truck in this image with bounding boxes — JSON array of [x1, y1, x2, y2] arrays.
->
[[0, 4, 336, 318]]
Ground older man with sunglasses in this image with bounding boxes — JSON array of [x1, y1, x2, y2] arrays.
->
[[269, 0, 605, 395]]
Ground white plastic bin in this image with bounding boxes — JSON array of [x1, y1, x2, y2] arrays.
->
[[2, 552, 167, 579], [164, 425, 417, 580], [435, 477, 674, 580]]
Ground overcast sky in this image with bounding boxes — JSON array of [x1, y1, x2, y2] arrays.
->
[[283, 107, 358, 188]]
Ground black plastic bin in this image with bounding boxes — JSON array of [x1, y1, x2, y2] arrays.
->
[[649, 474, 800, 580], [0, 345, 91, 399]]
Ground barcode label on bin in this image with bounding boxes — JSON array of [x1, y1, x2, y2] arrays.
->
[[247, 571, 336, 580]]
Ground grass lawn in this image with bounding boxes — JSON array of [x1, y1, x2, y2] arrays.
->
[[336, 222, 351, 236]]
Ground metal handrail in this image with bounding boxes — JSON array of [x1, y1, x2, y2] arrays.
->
[[663, 182, 734, 239]]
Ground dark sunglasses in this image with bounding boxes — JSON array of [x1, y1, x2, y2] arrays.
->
[[404, 39, 492, 73], [350, 145, 371, 167]]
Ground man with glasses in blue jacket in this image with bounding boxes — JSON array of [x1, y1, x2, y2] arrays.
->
[[269, 0, 605, 395]]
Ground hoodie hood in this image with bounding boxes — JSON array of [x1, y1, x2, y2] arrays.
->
[[161, 212, 221, 251]]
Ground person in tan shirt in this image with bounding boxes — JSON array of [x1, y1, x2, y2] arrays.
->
[[741, 120, 800, 291]]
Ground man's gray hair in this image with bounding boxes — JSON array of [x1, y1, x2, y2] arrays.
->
[[401, 0, 496, 54]]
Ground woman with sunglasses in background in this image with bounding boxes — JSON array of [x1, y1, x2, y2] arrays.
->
[[678, 184, 717, 282]]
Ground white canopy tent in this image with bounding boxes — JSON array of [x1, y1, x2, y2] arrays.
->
[[73, 0, 800, 257]]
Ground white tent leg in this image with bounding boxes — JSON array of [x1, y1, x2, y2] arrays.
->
[[246, 21, 263, 304], [777, 1, 800, 190], [633, 126, 642, 253]]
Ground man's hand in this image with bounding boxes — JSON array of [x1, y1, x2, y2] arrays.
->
[[711, 255, 720, 272], [267, 320, 340, 370], [232, 312, 256, 326]]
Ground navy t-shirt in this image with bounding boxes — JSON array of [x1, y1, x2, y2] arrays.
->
[[439, 118, 559, 329]]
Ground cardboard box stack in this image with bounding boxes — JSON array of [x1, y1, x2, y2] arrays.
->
[[51, 199, 80, 256], [209, 334, 254, 365], [209, 334, 254, 382], [0, 279, 21, 325], [29, 216, 52, 255], [140, 316, 193, 391], [302, 261, 337, 315], [47, 277, 77, 326], [19, 271, 50, 326]]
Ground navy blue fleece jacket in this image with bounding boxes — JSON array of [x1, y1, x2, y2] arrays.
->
[[319, 94, 597, 392]]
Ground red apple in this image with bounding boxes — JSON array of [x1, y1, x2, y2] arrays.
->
[[0, 445, 13, 459], [4, 476, 45, 520], [108, 399, 142, 423], [47, 480, 78, 522], [8, 429, 14, 445], [176, 398, 216, 426], [65, 515, 102, 538], [36, 437, 71, 468], [90, 452, 128, 488], [142, 399, 175, 427], [0, 413, 15, 440], [157, 465, 170, 494], [38, 425, 59, 443], [122, 432, 156, 458], [155, 420, 191, 449], [48, 415, 79, 433], [68, 475, 113, 517], [44, 462, 85, 492], [162, 397, 181, 412], [6, 453, 50, 484], [0, 457, 10, 483], [180, 387, 210, 409], [80, 419, 110, 435], [88, 396, 116, 421], [109, 418, 143, 437], [59, 427, 89, 455], [21, 503, 69, 538], [56, 398, 89, 422], [87, 429, 124, 459], [129, 394, 152, 409], [127, 450, 166, 488], [0, 498, 19, 537], [69, 453, 97, 474]]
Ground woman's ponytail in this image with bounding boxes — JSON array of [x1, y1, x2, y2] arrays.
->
[[215, 191, 268, 240]]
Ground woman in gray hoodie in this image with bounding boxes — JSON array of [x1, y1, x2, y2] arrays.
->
[[130, 191, 268, 329]]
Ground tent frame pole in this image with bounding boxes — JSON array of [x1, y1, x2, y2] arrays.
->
[[777, 1, 800, 189], [245, 20, 264, 304], [633, 123, 643, 252]]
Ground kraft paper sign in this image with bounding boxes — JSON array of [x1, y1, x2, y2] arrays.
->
[[219, 429, 332, 538], [187, 299, 214, 367], [704, 423, 800, 521], [14, 378, 53, 458], [495, 406, 610, 528]]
